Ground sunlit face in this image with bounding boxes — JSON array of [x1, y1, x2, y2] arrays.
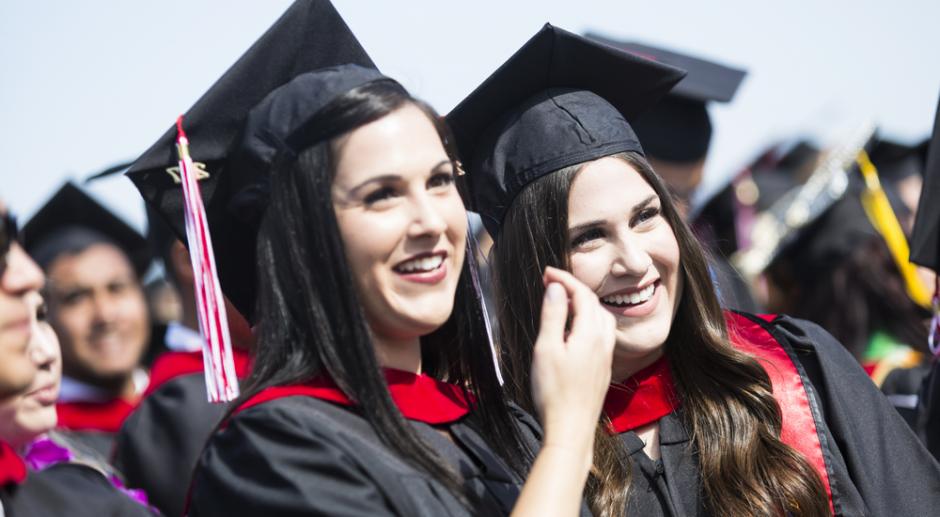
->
[[0, 291, 61, 449], [0, 202, 44, 397], [46, 244, 150, 384], [332, 103, 467, 345], [566, 157, 682, 381]]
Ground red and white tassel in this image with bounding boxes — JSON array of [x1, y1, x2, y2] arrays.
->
[[175, 116, 240, 402]]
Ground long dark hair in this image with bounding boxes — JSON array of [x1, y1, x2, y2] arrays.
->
[[230, 80, 531, 502], [769, 236, 929, 359], [492, 152, 829, 517]]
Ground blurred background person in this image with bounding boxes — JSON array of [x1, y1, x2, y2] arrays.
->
[[0, 198, 153, 516], [755, 134, 933, 426], [115, 208, 253, 517], [0, 201, 42, 400], [22, 182, 155, 456]]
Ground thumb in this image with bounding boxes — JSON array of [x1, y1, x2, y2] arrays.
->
[[537, 282, 569, 347]]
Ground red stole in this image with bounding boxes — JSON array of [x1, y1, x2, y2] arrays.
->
[[235, 368, 473, 425], [726, 312, 835, 514], [603, 356, 678, 433], [0, 440, 26, 487], [144, 347, 253, 397], [56, 398, 137, 433], [602, 312, 834, 513]]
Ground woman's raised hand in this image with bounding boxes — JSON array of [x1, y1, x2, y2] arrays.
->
[[530, 266, 615, 454]]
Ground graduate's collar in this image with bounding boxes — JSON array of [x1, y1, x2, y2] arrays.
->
[[603, 355, 679, 434], [239, 368, 474, 425], [0, 440, 27, 487]]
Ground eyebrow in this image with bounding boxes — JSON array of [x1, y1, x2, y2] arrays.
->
[[346, 160, 453, 196], [568, 194, 659, 234]]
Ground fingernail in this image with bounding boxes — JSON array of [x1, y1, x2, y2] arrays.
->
[[546, 283, 564, 302]]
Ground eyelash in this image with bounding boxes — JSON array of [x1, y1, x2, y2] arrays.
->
[[571, 228, 605, 248], [569, 206, 661, 247], [633, 206, 660, 225], [362, 172, 455, 205]]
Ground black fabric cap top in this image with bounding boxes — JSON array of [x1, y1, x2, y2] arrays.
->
[[586, 34, 747, 163], [447, 24, 686, 238], [910, 93, 940, 271], [125, 0, 377, 320], [869, 138, 929, 182], [22, 182, 151, 276]]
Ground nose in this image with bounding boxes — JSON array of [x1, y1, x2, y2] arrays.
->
[[28, 328, 56, 369], [2, 244, 44, 295], [91, 291, 119, 326], [407, 191, 447, 239], [610, 231, 653, 277]]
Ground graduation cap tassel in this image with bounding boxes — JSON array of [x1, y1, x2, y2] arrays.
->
[[855, 150, 932, 310], [465, 224, 503, 385], [175, 116, 240, 403]]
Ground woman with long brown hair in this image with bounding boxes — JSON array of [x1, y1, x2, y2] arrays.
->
[[449, 25, 940, 517]]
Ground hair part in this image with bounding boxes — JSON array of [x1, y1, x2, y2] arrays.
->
[[492, 151, 829, 517]]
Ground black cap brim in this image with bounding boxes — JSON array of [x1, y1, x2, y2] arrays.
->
[[22, 182, 151, 276]]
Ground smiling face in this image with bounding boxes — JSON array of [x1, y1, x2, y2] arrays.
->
[[331, 103, 467, 346], [566, 156, 682, 380], [0, 203, 44, 398], [46, 243, 149, 387], [0, 291, 61, 449]]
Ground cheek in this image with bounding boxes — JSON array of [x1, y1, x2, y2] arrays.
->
[[568, 252, 607, 291], [335, 212, 398, 283]]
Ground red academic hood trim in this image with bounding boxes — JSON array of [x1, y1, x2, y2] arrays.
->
[[56, 397, 137, 433], [234, 368, 473, 425], [726, 311, 835, 514], [603, 355, 678, 433], [0, 440, 27, 487], [144, 347, 253, 397]]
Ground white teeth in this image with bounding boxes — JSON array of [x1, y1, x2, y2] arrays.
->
[[398, 254, 443, 273], [601, 283, 655, 307]]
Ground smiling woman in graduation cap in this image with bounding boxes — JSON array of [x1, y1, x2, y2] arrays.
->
[[126, 1, 617, 516], [449, 25, 940, 517]]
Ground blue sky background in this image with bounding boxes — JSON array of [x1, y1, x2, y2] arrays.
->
[[2, 0, 938, 231]]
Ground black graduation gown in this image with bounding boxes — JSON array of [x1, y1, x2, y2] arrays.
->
[[114, 373, 227, 517], [616, 314, 940, 517], [189, 395, 591, 517], [917, 359, 940, 462], [1, 463, 157, 516]]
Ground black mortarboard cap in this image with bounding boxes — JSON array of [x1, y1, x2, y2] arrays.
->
[[869, 137, 929, 183], [22, 182, 151, 276], [125, 0, 378, 319], [772, 180, 880, 277], [447, 24, 686, 238], [586, 35, 747, 163], [910, 93, 940, 271]]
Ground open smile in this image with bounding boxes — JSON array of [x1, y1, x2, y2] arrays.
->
[[599, 280, 661, 317], [392, 251, 448, 284]]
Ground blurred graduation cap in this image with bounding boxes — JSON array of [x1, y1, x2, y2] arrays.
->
[[869, 137, 929, 183], [585, 34, 746, 164], [693, 140, 821, 257], [22, 181, 151, 276], [124, 0, 377, 320], [447, 24, 686, 238], [910, 94, 940, 272]]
